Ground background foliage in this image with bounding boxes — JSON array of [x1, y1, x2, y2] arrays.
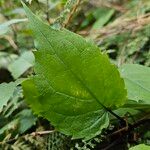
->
[[0, 0, 150, 149]]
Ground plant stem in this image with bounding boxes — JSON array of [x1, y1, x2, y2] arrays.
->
[[64, 0, 81, 28]]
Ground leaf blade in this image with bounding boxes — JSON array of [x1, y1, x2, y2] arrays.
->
[[22, 3, 126, 140], [0, 82, 16, 112], [119, 64, 150, 104], [8, 51, 34, 79], [129, 144, 150, 150]]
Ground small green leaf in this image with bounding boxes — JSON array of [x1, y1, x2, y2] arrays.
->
[[92, 8, 115, 29], [8, 51, 34, 79], [15, 109, 37, 134], [119, 64, 150, 104], [0, 82, 16, 112], [129, 144, 150, 150], [22, 3, 126, 140]]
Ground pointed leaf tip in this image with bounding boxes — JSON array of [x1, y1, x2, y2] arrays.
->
[[22, 1, 33, 18]]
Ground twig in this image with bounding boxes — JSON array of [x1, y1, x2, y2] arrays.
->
[[102, 138, 121, 150], [53, 0, 82, 28], [31, 130, 55, 136], [1, 12, 19, 52], [91, 13, 150, 41], [108, 117, 128, 137], [130, 118, 150, 130], [107, 126, 128, 138], [3, 35, 18, 50], [76, 13, 150, 39], [0, 130, 55, 145], [107, 118, 150, 138], [63, 0, 81, 28], [46, 0, 50, 24], [90, 0, 127, 13]]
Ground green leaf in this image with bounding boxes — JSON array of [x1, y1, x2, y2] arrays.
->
[[22, 3, 126, 140], [0, 18, 27, 35], [123, 99, 150, 109], [8, 51, 35, 79], [119, 64, 150, 104], [2, 85, 23, 117], [92, 8, 115, 29], [129, 144, 150, 150], [15, 109, 37, 134], [0, 82, 16, 112]]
